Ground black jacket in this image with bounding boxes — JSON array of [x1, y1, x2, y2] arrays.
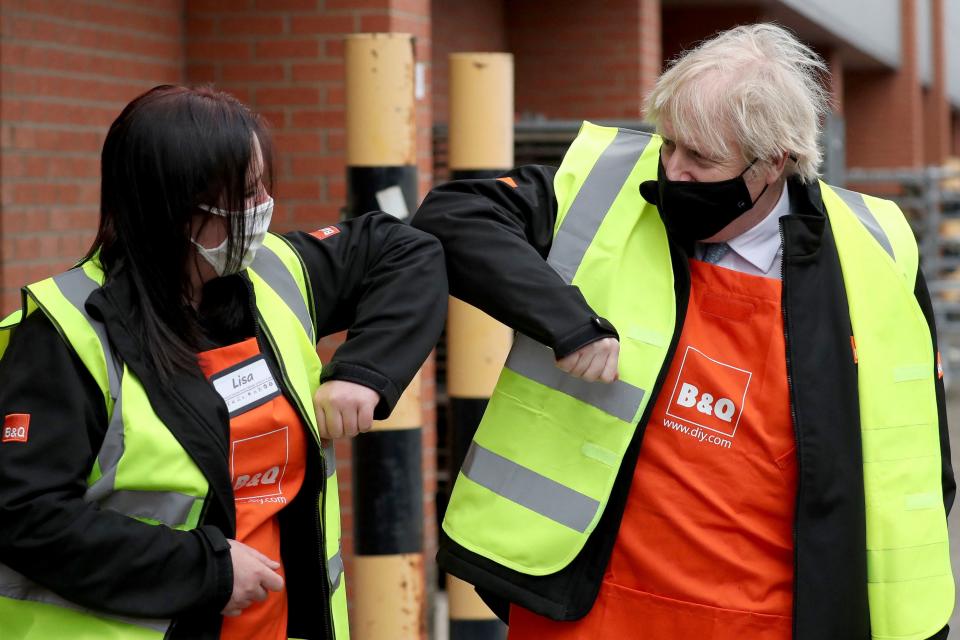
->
[[0, 212, 447, 639], [412, 167, 954, 640]]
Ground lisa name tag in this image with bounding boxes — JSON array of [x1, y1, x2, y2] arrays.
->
[[211, 356, 281, 416]]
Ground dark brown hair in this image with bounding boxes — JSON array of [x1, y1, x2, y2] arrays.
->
[[88, 84, 274, 377]]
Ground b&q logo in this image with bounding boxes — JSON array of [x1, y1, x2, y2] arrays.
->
[[2, 414, 30, 443], [311, 225, 341, 240], [230, 427, 288, 502], [665, 347, 752, 438]]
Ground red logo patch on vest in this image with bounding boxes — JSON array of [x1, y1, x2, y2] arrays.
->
[[2, 414, 30, 443], [310, 226, 341, 240], [665, 347, 752, 438]]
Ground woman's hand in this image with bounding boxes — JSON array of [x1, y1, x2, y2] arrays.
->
[[222, 540, 284, 617], [313, 380, 380, 438], [555, 338, 620, 383]]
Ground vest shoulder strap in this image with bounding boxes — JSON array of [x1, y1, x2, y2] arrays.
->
[[820, 182, 919, 287], [9, 262, 117, 413], [251, 233, 316, 344]]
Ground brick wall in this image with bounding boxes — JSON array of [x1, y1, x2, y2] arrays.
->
[[923, 0, 949, 166], [845, 0, 924, 170], [507, 0, 661, 120], [661, 5, 762, 66], [0, 0, 184, 314]]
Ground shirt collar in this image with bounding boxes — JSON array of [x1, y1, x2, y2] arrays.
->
[[726, 182, 791, 273]]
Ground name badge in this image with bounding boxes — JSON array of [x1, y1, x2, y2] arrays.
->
[[210, 356, 281, 417]]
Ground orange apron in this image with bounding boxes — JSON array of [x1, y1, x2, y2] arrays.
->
[[510, 260, 797, 639], [198, 337, 308, 640]]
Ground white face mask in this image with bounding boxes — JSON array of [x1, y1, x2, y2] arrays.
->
[[192, 197, 274, 277]]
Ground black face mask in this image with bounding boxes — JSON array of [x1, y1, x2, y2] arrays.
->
[[639, 156, 768, 249]]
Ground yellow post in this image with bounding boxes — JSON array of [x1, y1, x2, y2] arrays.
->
[[346, 32, 424, 640], [445, 52, 514, 640]]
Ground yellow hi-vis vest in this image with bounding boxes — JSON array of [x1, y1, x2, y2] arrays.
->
[[0, 233, 349, 640], [442, 122, 953, 640]]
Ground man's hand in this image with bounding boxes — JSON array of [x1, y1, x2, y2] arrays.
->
[[313, 380, 380, 438], [556, 338, 620, 383], [222, 540, 284, 617]]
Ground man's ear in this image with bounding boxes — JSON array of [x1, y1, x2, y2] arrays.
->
[[766, 151, 789, 184]]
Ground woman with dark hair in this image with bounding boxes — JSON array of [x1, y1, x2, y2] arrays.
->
[[0, 85, 446, 639]]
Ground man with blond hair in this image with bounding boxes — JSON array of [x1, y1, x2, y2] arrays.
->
[[414, 23, 954, 640]]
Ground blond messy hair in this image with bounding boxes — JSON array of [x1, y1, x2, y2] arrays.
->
[[645, 23, 830, 182]]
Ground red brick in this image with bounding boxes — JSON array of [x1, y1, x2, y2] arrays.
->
[[13, 0, 181, 36], [326, 85, 345, 106], [291, 62, 343, 82], [220, 15, 285, 36], [326, 131, 345, 152], [4, 43, 181, 82], [187, 39, 254, 61], [255, 39, 320, 60], [221, 63, 285, 83], [290, 154, 343, 176], [327, 177, 346, 200], [3, 15, 181, 61], [289, 15, 355, 35], [189, 0, 254, 11], [290, 108, 343, 128], [324, 38, 345, 58], [289, 203, 340, 226], [358, 15, 392, 33], [256, 86, 321, 107], [186, 16, 218, 38], [5, 100, 119, 128], [7, 127, 103, 153], [259, 109, 287, 127], [274, 179, 321, 200], [325, 0, 386, 8], [187, 63, 217, 83], [254, 0, 318, 9]]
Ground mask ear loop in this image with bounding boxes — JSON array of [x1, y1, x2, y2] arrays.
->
[[740, 157, 770, 208], [747, 153, 796, 205]]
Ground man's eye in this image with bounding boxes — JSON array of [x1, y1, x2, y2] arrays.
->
[[691, 150, 714, 164]]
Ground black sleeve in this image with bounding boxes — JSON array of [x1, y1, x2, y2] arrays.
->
[[927, 623, 949, 640], [0, 311, 232, 618], [411, 165, 616, 357], [914, 270, 955, 515], [283, 211, 448, 419]]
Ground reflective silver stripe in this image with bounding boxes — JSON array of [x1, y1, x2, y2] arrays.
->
[[97, 489, 198, 528], [323, 439, 337, 479], [832, 186, 895, 260], [328, 544, 344, 591], [99, 371, 126, 472], [505, 129, 651, 420], [548, 129, 653, 283], [0, 562, 170, 632], [52, 268, 121, 403], [462, 443, 600, 532], [506, 334, 645, 422], [84, 369, 127, 503], [251, 244, 315, 343]]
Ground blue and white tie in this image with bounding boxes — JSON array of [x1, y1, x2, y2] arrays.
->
[[702, 242, 730, 264]]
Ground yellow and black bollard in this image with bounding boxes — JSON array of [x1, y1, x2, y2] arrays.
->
[[345, 33, 424, 639], [445, 52, 514, 640]]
